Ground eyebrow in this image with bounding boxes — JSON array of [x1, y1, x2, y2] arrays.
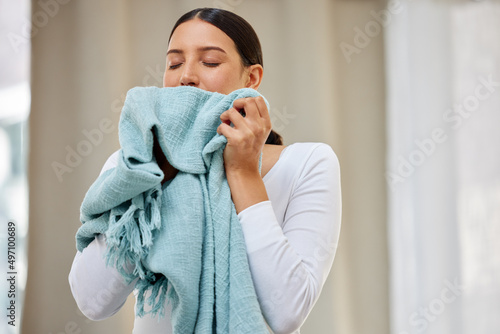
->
[[166, 46, 227, 56]]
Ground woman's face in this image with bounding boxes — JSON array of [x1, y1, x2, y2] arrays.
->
[[163, 18, 252, 94]]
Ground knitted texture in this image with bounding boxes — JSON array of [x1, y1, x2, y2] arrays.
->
[[77, 86, 269, 333]]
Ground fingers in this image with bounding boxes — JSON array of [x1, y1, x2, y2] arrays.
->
[[217, 121, 237, 137], [218, 107, 253, 140], [232, 96, 269, 120], [217, 96, 271, 142], [220, 97, 270, 128]]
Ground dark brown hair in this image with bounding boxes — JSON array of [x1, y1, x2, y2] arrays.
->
[[169, 8, 283, 145]]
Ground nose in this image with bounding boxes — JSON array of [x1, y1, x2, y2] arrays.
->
[[179, 63, 199, 87]]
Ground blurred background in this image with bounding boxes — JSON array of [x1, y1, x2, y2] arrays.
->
[[1, 0, 499, 333]]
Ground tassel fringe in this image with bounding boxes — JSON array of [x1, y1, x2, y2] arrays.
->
[[104, 184, 168, 316]]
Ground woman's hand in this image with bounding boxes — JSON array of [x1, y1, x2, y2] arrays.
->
[[217, 96, 271, 175], [216, 96, 272, 213]]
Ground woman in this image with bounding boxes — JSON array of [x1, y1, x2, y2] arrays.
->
[[69, 7, 341, 334]]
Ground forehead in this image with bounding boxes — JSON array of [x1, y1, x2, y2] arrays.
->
[[168, 18, 238, 54]]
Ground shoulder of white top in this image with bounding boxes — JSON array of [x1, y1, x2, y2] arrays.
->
[[99, 149, 121, 175]]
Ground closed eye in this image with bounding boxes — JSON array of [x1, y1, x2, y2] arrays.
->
[[169, 63, 182, 70], [203, 62, 220, 67]]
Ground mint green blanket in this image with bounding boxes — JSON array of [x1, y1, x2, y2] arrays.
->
[[76, 86, 269, 333]]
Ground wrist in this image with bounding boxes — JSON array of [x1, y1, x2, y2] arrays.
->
[[225, 166, 261, 180], [225, 168, 268, 214]]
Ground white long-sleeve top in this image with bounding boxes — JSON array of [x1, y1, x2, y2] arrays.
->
[[69, 142, 341, 334]]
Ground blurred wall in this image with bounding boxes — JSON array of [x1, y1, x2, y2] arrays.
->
[[24, 0, 388, 333]]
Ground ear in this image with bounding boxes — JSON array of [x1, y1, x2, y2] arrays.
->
[[244, 64, 263, 90]]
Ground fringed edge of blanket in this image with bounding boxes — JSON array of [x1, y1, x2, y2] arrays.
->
[[103, 184, 170, 318]]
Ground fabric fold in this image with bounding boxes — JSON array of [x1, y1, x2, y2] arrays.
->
[[76, 86, 269, 333]]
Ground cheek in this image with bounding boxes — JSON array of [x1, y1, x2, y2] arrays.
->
[[163, 72, 177, 87], [204, 74, 229, 91], [205, 68, 245, 94]]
